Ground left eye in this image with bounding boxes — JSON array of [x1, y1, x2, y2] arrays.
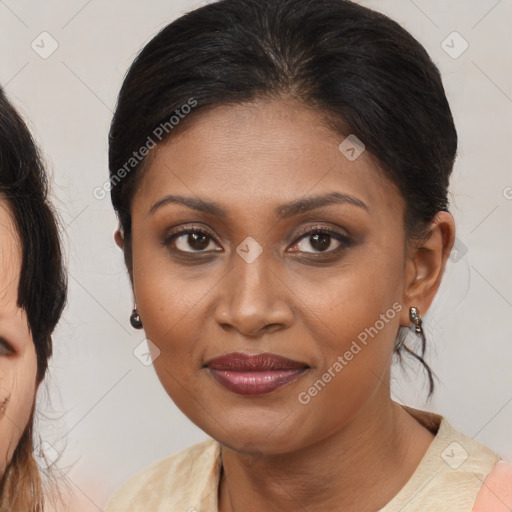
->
[[290, 229, 349, 254]]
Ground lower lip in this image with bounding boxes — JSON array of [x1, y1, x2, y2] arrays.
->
[[207, 368, 307, 395]]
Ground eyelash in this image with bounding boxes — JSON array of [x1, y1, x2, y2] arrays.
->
[[162, 224, 352, 258]]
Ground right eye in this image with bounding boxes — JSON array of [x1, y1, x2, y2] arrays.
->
[[162, 226, 222, 254]]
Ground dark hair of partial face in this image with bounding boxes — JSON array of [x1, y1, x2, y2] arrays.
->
[[108, 0, 458, 396], [0, 86, 67, 510], [0, 87, 67, 382]]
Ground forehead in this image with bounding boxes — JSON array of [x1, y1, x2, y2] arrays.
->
[[133, 98, 404, 220], [0, 200, 22, 310]]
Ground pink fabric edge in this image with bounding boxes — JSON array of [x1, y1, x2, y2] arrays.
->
[[472, 460, 512, 511]]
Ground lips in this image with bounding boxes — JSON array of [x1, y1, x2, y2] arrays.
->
[[205, 352, 309, 396]]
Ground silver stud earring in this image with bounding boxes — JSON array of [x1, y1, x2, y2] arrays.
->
[[409, 306, 423, 335]]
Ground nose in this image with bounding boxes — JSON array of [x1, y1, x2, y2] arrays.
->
[[214, 249, 294, 338]]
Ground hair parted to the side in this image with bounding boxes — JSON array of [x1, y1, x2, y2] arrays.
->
[[0, 87, 67, 511], [108, 0, 457, 397]]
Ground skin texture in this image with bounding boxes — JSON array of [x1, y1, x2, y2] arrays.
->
[[0, 199, 38, 477], [115, 97, 455, 511]]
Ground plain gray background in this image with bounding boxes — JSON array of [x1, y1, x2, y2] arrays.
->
[[1, 0, 511, 509]]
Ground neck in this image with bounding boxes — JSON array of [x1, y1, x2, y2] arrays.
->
[[218, 395, 435, 512]]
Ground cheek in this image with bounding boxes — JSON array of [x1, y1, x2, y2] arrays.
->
[[131, 242, 214, 402], [131, 221, 218, 320], [135, 277, 212, 398], [295, 240, 405, 344], [131, 219, 223, 341], [0, 346, 38, 475], [280, 247, 405, 431]]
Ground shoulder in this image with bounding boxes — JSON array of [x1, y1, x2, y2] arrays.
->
[[436, 416, 500, 476], [105, 438, 221, 512], [383, 407, 501, 511], [404, 406, 499, 480], [417, 416, 500, 508], [472, 459, 512, 511]]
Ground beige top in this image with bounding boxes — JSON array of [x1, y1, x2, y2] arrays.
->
[[106, 407, 500, 512]]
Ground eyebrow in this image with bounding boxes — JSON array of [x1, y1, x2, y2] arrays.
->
[[149, 191, 370, 218]]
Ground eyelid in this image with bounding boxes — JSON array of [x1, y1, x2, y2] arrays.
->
[[293, 224, 350, 241], [164, 224, 216, 239]]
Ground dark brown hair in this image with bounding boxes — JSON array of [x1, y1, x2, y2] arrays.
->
[[0, 87, 67, 511]]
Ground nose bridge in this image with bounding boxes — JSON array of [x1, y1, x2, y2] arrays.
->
[[234, 246, 272, 304], [215, 239, 292, 336]]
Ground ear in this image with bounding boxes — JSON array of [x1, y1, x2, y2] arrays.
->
[[114, 227, 124, 249], [114, 226, 135, 286], [400, 211, 455, 326]]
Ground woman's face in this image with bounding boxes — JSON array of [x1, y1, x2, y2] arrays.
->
[[0, 200, 38, 476], [125, 98, 421, 454]]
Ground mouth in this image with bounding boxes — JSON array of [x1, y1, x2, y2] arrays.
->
[[204, 352, 309, 396]]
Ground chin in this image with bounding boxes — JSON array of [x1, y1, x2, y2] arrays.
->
[[200, 414, 310, 455]]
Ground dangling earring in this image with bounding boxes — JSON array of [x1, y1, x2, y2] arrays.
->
[[408, 305, 434, 395], [409, 305, 426, 357], [409, 306, 423, 335], [130, 305, 143, 329]]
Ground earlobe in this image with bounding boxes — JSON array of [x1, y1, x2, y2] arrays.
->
[[114, 228, 124, 249], [400, 211, 455, 324]]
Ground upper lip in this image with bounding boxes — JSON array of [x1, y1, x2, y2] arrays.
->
[[205, 352, 308, 371]]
